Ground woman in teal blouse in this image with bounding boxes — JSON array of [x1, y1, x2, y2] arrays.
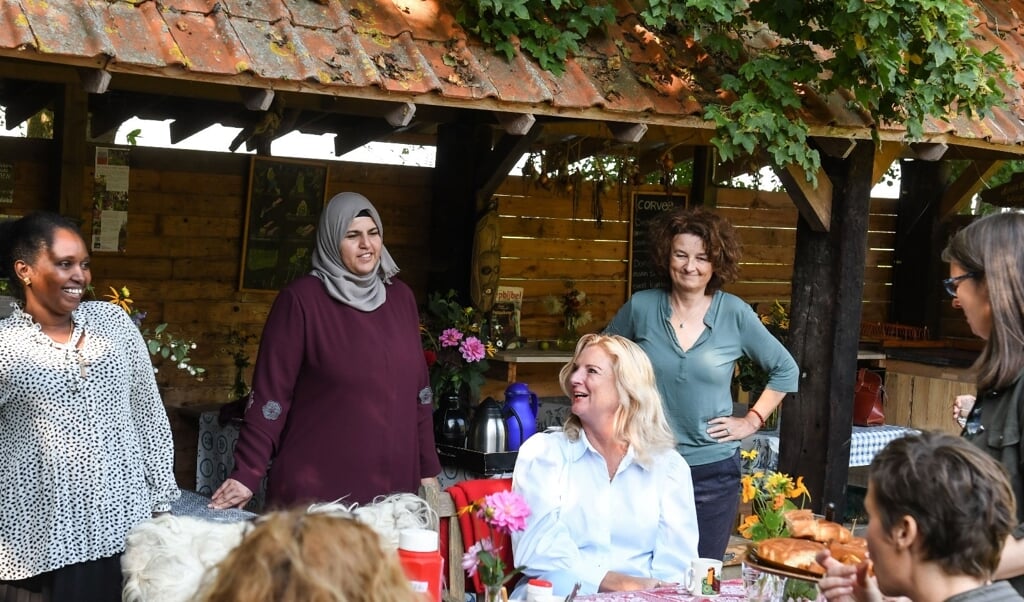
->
[[606, 206, 798, 561]]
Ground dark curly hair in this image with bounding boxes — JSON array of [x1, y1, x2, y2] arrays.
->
[[648, 206, 742, 293], [0, 212, 83, 302]]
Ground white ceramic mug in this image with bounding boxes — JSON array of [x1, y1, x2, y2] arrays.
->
[[686, 557, 724, 596]]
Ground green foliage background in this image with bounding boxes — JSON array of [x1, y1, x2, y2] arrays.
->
[[455, 0, 1013, 183]]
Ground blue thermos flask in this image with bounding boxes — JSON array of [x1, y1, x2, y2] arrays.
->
[[504, 382, 539, 451]]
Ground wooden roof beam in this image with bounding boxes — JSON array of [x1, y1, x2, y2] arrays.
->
[[240, 88, 274, 111], [332, 116, 416, 156], [476, 124, 543, 206], [939, 159, 1004, 219], [608, 122, 648, 143], [2, 82, 57, 129], [777, 162, 832, 232], [911, 142, 949, 161], [872, 141, 903, 185], [169, 113, 219, 144], [494, 111, 535, 135], [79, 68, 111, 95], [89, 103, 136, 140], [813, 137, 855, 159]]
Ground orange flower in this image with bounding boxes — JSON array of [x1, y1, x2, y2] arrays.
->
[[741, 474, 757, 504], [739, 514, 760, 539], [773, 493, 787, 510]]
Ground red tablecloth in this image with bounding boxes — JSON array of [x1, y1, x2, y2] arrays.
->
[[577, 578, 745, 602]]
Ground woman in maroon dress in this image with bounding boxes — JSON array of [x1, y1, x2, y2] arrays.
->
[[211, 192, 440, 510]]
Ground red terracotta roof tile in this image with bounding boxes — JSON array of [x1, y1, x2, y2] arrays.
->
[[0, 0, 1020, 151]]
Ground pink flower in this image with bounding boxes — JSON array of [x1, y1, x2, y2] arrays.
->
[[477, 490, 531, 533], [439, 328, 463, 348], [460, 337, 486, 362], [461, 538, 495, 577]]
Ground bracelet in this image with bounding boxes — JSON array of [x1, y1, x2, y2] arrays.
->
[[748, 408, 766, 429]]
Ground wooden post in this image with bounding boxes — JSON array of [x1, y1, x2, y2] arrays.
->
[[780, 140, 874, 518], [890, 159, 944, 333], [429, 121, 492, 299], [54, 83, 89, 220]]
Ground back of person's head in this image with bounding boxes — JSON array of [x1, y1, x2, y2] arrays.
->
[[199, 508, 415, 602], [559, 333, 675, 461], [0, 211, 81, 302], [869, 430, 1015, 578], [941, 211, 1024, 390], [648, 206, 741, 292]]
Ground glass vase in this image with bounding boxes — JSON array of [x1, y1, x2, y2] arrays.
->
[[483, 583, 504, 602], [742, 562, 821, 602], [742, 562, 785, 602]]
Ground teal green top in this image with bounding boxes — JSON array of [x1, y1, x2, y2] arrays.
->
[[606, 289, 798, 466]]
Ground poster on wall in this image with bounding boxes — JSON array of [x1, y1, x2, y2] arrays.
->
[[239, 156, 328, 292], [91, 147, 131, 252], [0, 162, 12, 204]]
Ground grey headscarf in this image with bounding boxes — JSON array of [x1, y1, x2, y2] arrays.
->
[[310, 192, 399, 311]]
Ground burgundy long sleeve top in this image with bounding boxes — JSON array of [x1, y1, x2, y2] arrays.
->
[[230, 275, 440, 507]]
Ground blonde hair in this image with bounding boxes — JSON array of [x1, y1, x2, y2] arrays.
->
[[559, 333, 676, 464], [199, 509, 416, 602]]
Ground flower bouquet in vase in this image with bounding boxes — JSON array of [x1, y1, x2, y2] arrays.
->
[[738, 450, 820, 602], [461, 490, 531, 602]]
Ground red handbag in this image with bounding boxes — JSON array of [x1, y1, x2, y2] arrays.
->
[[853, 368, 886, 426]]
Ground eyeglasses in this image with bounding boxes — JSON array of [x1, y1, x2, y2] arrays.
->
[[942, 272, 980, 298]]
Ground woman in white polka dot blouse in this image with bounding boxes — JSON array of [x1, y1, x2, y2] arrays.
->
[[0, 212, 180, 601]]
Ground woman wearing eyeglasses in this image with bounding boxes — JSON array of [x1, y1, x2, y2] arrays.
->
[[940, 210, 1024, 593]]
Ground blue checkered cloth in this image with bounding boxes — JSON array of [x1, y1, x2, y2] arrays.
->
[[747, 424, 918, 471], [848, 425, 919, 466]]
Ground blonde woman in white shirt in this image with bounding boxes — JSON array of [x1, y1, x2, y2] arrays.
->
[[511, 333, 699, 597], [0, 212, 179, 602]]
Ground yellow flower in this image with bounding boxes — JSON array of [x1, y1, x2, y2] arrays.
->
[[766, 472, 791, 493], [741, 449, 758, 461], [105, 286, 133, 313]]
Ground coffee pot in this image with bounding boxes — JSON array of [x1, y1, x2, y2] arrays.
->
[[468, 397, 509, 453], [504, 382, 539, 451]]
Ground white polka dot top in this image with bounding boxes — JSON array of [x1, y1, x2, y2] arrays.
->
[[0, 300, 180, 580]]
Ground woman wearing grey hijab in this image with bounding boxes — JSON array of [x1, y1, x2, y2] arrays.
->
[[211, 192, 441, 510]]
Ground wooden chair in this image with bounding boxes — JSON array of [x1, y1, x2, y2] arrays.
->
[[420, 482, 466, 602]]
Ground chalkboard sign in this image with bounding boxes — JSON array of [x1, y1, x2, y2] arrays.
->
[[240, 157, 329, 292], [628, 192, 689, 297]]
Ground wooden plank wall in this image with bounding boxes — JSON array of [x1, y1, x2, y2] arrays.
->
[[1, 139, 899, 485], [493, 177, 898, 341]]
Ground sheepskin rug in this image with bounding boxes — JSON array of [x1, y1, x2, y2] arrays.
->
[[121, 514, 251, 602], [120, 493, 435, 602]]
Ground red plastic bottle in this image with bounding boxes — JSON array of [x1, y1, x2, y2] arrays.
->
[[398, 528, 443, 602]]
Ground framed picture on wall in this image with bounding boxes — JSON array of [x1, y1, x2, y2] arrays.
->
[[239, 156, 329, 292]]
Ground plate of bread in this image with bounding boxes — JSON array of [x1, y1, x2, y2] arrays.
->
[[742, 509, 869, 582]]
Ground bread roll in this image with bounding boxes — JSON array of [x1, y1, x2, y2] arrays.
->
[[783, 509, 853, 543]]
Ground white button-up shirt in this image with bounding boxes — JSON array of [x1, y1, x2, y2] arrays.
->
[[511, 430, 699, 596]]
